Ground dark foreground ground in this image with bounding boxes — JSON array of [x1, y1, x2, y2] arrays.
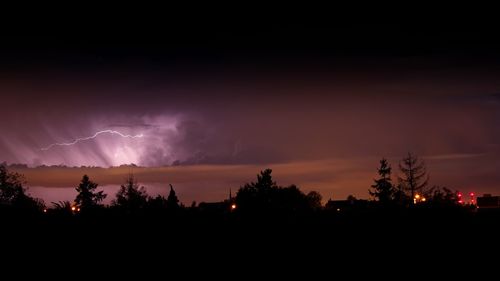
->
[[1, 209, 498, 277]]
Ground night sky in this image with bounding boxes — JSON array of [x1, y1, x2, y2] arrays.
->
[[2, 15, 500, 204]]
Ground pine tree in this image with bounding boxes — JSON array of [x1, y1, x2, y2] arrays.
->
[[166, 184, 179, 209], [369, 158, 394, 204], [75, 174, 106, 209], [398, 153, 429, 204], [112, 174, 148, 210]]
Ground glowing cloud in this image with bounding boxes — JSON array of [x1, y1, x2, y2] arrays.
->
[[41, 130, 144, 151]]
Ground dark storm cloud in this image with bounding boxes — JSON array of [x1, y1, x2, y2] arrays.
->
[[2, 60, 500, 168]]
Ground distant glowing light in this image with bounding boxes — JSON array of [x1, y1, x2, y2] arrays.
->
[[231, 204, 237, 210], [414, 194, 426, 204], [43, 209, 47, 213], [337, 208, 341, 212], [41, 130, 144, 151], [71, 206, 76, 211]]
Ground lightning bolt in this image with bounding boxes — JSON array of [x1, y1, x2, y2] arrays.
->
[[41, 130, 144, 151]]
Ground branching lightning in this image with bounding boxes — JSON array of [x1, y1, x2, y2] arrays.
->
[[41, 130, 144, 151]]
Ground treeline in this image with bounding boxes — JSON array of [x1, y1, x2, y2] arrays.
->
[[367, 153, 461, 207], [0, 153, 469, 218], [0, 165, 181, 214]]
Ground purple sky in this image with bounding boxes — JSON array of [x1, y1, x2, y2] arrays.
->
[[2, 21, 500, 203]]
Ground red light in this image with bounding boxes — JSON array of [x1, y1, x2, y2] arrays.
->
[[458, 200, 463, 204], [470, 192, 475, 197], [458, 193, 462, 197]]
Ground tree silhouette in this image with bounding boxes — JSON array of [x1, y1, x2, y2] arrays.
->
[[112, 174, 148, 211], [425, 186, 459, 206], [12, 192, 45, 211], [275, 184, 311, 213], [236, 169, 321, 214], [393, 183, 409, 206], [236, 169, 278, 211], [369, 158, 395, 204], [166, 184, 180, 209], [398, 153, 429, 205], [147, 195, 167, 209], [306, 191, 323, 209], [75, 175, 106, 210], [50, 201, 73, 216], [52, 200, 72, 210], [0, 165, 26, 205], [0, 165, 45, 211]]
